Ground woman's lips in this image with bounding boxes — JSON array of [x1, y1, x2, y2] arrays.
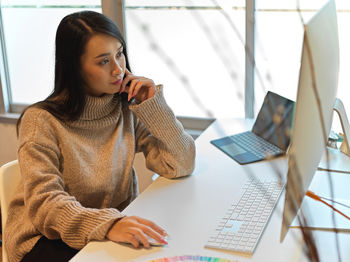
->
[[111, 79, 122, 85]]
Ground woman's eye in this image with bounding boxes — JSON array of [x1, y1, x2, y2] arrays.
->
[[100, 58, 109, 65], [116, 51, 123, 58]]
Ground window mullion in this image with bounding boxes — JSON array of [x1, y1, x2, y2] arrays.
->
[[245, 0, 255, 119], [102, 0, 126, 39], [0, 2, 12, 114]]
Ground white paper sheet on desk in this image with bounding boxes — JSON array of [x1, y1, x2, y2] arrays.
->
[[291, 197, 350, 232]]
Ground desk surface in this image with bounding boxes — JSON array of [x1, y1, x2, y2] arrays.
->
[[71, 119, 350, 262]]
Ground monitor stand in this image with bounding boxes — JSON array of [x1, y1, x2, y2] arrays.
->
[[333, 98, 350, 156]]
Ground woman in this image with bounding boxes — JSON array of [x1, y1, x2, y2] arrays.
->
[[5, 11, 195, 262]]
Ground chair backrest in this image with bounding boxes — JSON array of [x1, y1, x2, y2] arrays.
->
[[0, 160, 21, 262]]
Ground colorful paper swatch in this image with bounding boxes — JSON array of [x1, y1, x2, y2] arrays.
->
[[148, 255, 238, 262]]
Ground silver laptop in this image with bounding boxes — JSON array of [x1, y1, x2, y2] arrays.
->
[[211, 91, 295, 164]]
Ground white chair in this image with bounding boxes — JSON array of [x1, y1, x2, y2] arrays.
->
[[0, 160, 21, 262], [134, 153, 156, 193]]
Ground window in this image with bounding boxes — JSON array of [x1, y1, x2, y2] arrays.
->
[[124, 0, 246, 119], [0, 0, 102, 113], [0, 0, 248, 122], [255, 0, 350, 132], [0, 0, 349, 130], [124, 0, 350, 121]]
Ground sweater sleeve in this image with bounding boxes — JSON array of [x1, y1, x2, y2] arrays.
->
[[18, 109, 124, 249], [130, 85, 196, 178]]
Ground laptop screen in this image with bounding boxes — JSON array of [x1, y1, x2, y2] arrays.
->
[[252, 91, 295, 151]]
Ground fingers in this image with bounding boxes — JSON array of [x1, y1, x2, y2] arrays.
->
[[120, 71, 156, 102], [133, 228, 152, 248], [128, 78, 156, 102], [106, 216, 168, 249], [134, 216, 168, 237], [129, 216, 168, 245], [124, 232, 140, 248], [120, 70, 134, 94], [127, 79, 140, 101]]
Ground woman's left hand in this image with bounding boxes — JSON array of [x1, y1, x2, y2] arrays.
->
[[120, 69, 156, 103]]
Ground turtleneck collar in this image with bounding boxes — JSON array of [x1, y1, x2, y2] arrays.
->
[[80, 94, 118, 120], [66, 93, 124, 130]]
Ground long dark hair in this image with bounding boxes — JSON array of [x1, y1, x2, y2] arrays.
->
[[17, 10, 131, 134]]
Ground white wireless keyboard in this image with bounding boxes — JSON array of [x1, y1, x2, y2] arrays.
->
[[205, 179, 284, 254]]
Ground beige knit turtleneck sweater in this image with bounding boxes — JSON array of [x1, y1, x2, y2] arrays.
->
[[4, 86, 195, 262]]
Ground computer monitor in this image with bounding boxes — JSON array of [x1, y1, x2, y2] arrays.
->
[[280, 0, 339, 241]]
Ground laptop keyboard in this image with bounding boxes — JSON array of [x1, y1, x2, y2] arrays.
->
[[205, 179, 284, 254], [230, 131, 283, 158]]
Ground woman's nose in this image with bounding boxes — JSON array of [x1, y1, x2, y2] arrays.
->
[[112, 61, 123, 76]]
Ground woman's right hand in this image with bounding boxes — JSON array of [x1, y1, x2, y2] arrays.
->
[[120, 69, 156, 103], [106, 216, 168, 248]]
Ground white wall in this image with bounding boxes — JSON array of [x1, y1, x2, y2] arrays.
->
[[0, 123, 18, 166]]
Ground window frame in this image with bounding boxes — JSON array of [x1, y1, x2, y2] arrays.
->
[[0, 3, 10, 113], [0, 3, 18, 123], [0, 0, 256, 129]]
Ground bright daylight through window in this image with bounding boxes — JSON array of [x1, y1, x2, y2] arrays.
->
[[0, 0, 349, 123]]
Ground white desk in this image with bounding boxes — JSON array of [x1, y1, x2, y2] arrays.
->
[[71, 119, 350, 262]]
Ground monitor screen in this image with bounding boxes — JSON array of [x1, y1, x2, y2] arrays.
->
[[252, 91, 295, 151], [280, 0, 339, 242]]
